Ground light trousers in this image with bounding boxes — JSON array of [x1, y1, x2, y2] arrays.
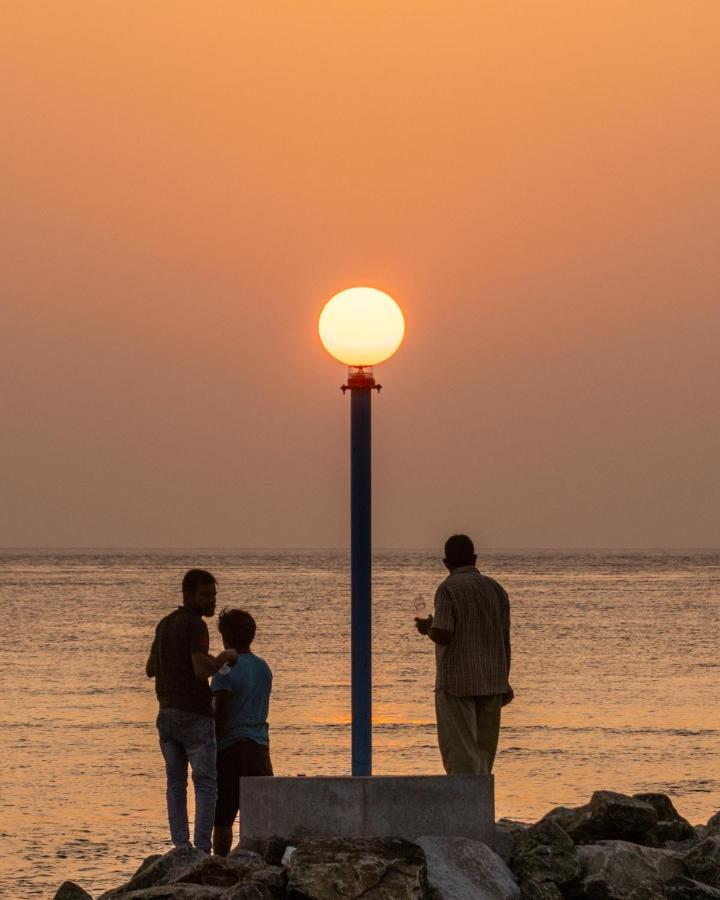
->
[[435, 690, 502, 775]]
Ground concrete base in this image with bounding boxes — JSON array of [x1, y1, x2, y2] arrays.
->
[[239, 775, 494, 846]]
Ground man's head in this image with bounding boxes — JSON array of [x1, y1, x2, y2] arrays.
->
[[217, 608, 256, 651], [182, 569, 217, 617], [443, 534, 477, 572]]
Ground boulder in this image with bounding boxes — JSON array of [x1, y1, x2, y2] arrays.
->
[[634, 794, 696, 846], [106, 887, 225, 900], [519, 882, 563, 899], [250, 865, 287, 897], [495, 820, 530, 864], [565, 791, 658, 844], [53, 882, 94, 900], [98, 846, 206, 897], [665, 877, 720, 899], [567, 840, 685, 899], [174, 854, 265, 888], [634, 793, 687, 823], [685, 837, 720, 889], [510, 819, 580, 886], [286, 836, 427, 899], [220, 885, 274, 899], [417, 835, 520, 899], [539, 807, 579, 833], [707, 815, 720, 837], [238, 836, 288, 867]]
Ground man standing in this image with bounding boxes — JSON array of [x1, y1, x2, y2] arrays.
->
[[416, 535, 512, 775], [146, 569, 238, 853]]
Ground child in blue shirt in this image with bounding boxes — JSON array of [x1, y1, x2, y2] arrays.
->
[[210, 608, 273, 855]]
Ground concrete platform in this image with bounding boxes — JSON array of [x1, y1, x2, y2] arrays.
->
[[239, 775, 494, 846]]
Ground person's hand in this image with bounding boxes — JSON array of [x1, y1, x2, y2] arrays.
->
[[501, 685, 514, 707], [415, 615, 433, 636], [221, 649, 239, 667]]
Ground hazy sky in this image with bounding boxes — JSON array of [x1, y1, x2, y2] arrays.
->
[[2, 2, 718, 549]]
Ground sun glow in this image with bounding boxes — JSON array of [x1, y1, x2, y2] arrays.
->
[[318, 287, 405, 367]]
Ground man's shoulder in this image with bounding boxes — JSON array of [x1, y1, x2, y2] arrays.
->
[[479, 574, 509, 600], [157, 606, 207, 633]]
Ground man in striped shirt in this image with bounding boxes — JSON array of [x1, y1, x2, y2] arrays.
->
[[416, 534, 513, 774]]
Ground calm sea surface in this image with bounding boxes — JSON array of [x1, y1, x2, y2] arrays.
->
[[1, 549, 719, 897]]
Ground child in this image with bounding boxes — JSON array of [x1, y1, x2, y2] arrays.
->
[[210, 608, 273, 855]]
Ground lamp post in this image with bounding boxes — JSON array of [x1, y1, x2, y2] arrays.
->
[[319, 287, 405, 776]]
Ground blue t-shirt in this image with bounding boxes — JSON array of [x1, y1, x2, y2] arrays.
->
[[210, 652, 272, 751]]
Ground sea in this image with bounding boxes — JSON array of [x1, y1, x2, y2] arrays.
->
[[1, 548, 719, 898]]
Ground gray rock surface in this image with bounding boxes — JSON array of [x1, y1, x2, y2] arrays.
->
[[106, 887, 225, 900], [220, 885, 273, 899], [539, 807, 578, 833], [565, 791, 658, 844], [685, 837, 720, 889], [707, 815, 720, 837], [174, 854, 266, 888], [237, 836, 288, 867], [495, 820, 530, 864], [250, 865, 287, 896], [286, 836, 427, 899], [417, 835, 520, 900], [665, 877, 720, 899], [98, 846, 206, 897], [518, 882, 563, 900], [53, 882, 94, 900], [634, 793, 687, 823], [510, 819, 580, 886], [568, 840, 685, 899]]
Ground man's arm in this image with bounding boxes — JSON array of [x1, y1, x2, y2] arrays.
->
[[192, 648, 238, 681], [214, 690, 232, 740], [146, 638, 157, 678]]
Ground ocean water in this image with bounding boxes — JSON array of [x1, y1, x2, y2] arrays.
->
[[1, 548, 719, 898]]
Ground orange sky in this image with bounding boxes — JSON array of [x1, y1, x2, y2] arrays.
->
[[1, 2, 718, 548]]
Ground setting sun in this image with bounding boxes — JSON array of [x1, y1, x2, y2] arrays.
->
[[318, 287, 405, 367]]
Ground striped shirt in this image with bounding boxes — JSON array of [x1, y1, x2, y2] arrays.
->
[[432, 566, 511, 697]]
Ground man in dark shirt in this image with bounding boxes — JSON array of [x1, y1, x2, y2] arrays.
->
[[146, 569, 238, 853]]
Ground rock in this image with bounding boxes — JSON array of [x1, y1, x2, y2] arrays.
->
[[238, 836, 288, 867], [665, 876, 720, 899], [634, 794, 696, 846], [539, 807, 578, 833], [685, 837, 720, 889], [634, 793, 686, 823], [98, 846, 206, 897], [286, 836, 427, 899], [708, 814, 720, 836], [174, 854, 265, 888], [250, 865, 287, 897], [220, 885, 273, 900], [565, 791, 658, 844], [519, 882, 563, 899], [53, 882, 94, 900], [131, 856, 164, 880], [495, 819, 530, 863], [567, 840, 685, 899], [108, 887, 225, 899], [510, 819, 580, 886], [417, 835, 520, 899]]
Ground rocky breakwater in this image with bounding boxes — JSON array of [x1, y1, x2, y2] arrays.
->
[[54, 792, 720, 900]]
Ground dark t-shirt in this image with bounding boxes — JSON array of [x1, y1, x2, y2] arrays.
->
[[149, 606, 213, 718]]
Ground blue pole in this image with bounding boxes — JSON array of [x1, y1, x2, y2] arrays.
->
[[350, 383, 372, 776]]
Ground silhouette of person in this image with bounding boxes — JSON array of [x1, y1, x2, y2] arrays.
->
[[146, 569, 238, 853], [416, 535, 513, 774]]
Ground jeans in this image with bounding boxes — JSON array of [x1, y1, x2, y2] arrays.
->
[[156, 708, 217, 852]]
